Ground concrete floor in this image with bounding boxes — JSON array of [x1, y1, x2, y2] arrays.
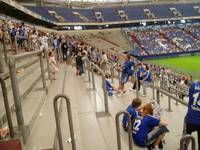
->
[[24, 64, 198, 150]]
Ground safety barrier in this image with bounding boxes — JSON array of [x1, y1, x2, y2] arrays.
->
[[8, 50, 50, 141], [0, 76, 14, 138], [180, 134, 196, 150], [89, 62, 110, 115], [53, 94, 76, 150], [155, 86, 188, 112], [115, 111, 132, 150]]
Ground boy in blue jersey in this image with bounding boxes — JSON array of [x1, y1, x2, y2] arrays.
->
[[132, 103, 169, 150], [118, 54, 134, 95], [105, 75, 117, 96], [132, 63, 145, 91], [122, 98, 142, 131], [184, 81, 200, 149], [141, 66, 152, 96]]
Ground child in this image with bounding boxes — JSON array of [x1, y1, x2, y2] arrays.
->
[[117, 55, 134, 95], [105, 74, 117, 96], [132, 103, 169, 150], [122, 98, 142, 132], [49, 51, 58, 80]]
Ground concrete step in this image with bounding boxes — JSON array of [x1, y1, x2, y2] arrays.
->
[[24, 65, 66, 150], [0, 60, 47, 128]]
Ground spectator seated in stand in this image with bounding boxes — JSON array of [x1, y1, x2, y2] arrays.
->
[[122, 98, 142, 132], [132, 103, 169, 150], [105, 74, 118, 96]]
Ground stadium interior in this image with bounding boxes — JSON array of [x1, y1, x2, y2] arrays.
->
[[0, 0, 200, 150]]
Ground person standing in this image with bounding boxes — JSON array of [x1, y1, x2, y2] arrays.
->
[[117, 54, 134, 95], [184, 81, 200, 150], [141, 66, 152, 96], [61, 39, 68, 63]]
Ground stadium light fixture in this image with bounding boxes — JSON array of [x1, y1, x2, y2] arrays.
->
[[74, 26, 82, 30]]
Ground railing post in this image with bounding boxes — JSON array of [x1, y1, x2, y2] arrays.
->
[[117, 69, 120, 85], [39, 54, 47, 93], [2, 32, 8, 63], [167, 87, 172, 112], [86, 59, 91, 82], [180, 134, 196, 150], [136, 75, 139, 99], [152, 80, 155, 100], [44, 49, 52, 82], [110, 63, 114, 83], [175, 85, 179, 105], [91, 64, 96, 90], [0, 77, 14, 138], [53, 94, 76, 150], [156, 89, 160, 105], [115, 111, 132, 150], [15, 36, 18, 54], [102, 74, 109, 114], [8, 55, 25, 135]]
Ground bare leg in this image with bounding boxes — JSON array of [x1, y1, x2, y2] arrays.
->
[[154, 133, 165, 147]]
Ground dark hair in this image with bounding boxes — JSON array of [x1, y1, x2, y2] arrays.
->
[[105, 74, 111, 79], [126, 54, 130, 60], [132, 98, 142, 108], [49, 51, 53, 57]]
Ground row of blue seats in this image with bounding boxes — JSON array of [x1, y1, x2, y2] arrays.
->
[[26, 2, 200, 22]]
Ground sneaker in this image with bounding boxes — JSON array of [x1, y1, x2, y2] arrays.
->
[[129, 89, 134, 92], [122, 90, 126, 94], [152, 147, 160, 150]]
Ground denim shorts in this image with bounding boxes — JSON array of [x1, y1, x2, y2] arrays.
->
[[120, 73, 129, 84], [146, 126, 169, 146]]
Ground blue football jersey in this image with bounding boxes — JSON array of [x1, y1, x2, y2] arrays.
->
[[122, 105, 138, 128], [132, 115, 160, 147], [185, 82, 200, 125]]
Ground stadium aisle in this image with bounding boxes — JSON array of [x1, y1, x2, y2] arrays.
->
[[8, 63, 198, 150]]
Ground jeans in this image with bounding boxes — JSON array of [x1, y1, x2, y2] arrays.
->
[[143, 81, 151, 95]]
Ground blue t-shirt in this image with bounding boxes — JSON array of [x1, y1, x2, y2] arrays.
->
[[132, 115, 160, 147], [143, 70, 152, 82], [122, 105, 138, 128], [138, 66, 145, 80], [106, 80, 113, 91], [122, 61, 134, 75], [185, 82, 200, 125]]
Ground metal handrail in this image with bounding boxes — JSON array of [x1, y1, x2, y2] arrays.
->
[[0, 76, 14, 138], [53, 94, 76, 150], [90, 62, 109, 115], [85, 59, 91, 82], [8, 50, 48, 142], [155, 86, 188, 108], [180, 134, 196, 150], [115, 111, 132, 150], [14, 50, 43, 61]]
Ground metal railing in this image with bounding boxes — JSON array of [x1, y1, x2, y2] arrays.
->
[[155, 86, 188, 112], [8, 50, 50, 141], [89, 62, 110, 115], [0, 76, 14, 139], [85, 59, 91, 82], [180, 134, 196, 150], [115, 111, 132, 150], [53, 94, 76, 150]]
